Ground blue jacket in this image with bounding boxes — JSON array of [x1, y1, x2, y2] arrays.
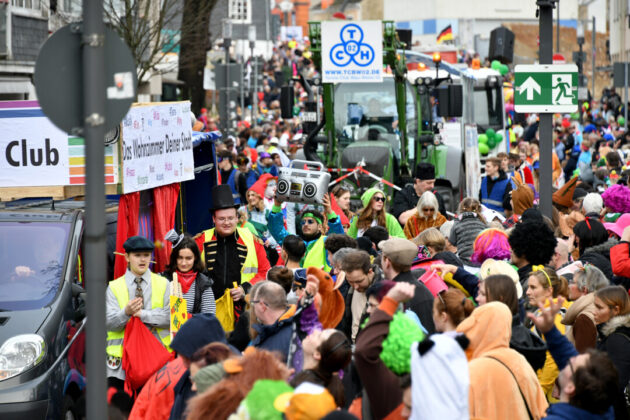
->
[[480, 175, 510, 212], [224, 169, 242, 205], [251, 311, 295, 362], [267, 205, 344, 246], [544, 403, 614, 420]]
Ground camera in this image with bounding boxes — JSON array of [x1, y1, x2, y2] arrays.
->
[[277, 160, 331, 205]]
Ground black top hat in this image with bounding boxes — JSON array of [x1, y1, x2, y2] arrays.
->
[[210, 184, 239, 212], [415, 162, 435, 180]]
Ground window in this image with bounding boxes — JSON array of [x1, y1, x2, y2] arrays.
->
[[228, 0, 251, 23], [11, 0, 41, 10]]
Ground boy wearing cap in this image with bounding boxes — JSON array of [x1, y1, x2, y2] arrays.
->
[[255, 152, 279, 177], [105, 236, 171, 387], [393, 162, 446, 225], [379, 237, 436, 334]]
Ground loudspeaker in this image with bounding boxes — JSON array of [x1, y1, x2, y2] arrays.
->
[[437, 84, 463, 118], [396, 29, 412, 49], [280, 86, 294, 119], [488, 27, 515, 64]]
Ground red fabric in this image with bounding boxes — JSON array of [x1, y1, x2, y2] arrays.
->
[[330, 194, 350, 226], [122, 317, 173, 393], [114, 192, 141, 279], [128, 357, 187, 420], [611, 242, 630, 278], [248, 173, 276, 198], [176, 270, 197, 294], [152, 184, 180, 274]]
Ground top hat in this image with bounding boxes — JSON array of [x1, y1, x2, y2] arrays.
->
[[210, 184, 239, 212]]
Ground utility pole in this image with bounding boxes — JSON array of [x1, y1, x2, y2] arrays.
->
[[223, 19, 232, 136], [556, 0, 560, 53], [249, 25, 257, 122], [538, 0, 555, 219], [592, 16, 595, 101]]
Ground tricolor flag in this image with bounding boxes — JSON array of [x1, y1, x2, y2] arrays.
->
[[437, 25, 453, 44]]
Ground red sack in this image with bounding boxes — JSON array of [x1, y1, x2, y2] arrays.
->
[[122, 317, 173, 392]]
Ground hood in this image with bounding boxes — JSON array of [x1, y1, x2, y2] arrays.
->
[[563, 293, 595, 325], [456, 302, 511, 359], [170, 313, 227, 358], [545, 402, 615, 420], [601, 313, 630, 337], [0, 308, 51, 346], [583, 238, 619, 259]]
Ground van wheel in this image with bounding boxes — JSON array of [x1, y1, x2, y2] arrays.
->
[[63, 395, 76, 420]]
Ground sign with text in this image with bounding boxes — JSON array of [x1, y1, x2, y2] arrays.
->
[[121, 102, 194, 193], [321, 20, 383, 83], [514, 64, 578, 113]]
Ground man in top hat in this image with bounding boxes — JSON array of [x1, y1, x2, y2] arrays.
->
[[393, 162, 446, 226], [106, 235, 171, 388], [195, 185, 270, 326]]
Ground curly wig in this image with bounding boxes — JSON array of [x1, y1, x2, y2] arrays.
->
[[470, 228, 511, 264], [601, 184, 630, 213], [508, 221, 557, 265]]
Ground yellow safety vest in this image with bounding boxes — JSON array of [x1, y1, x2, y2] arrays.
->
[[201, 227, 259, 284], [303, 235, 330, 272], [106, 272, 171, 358]]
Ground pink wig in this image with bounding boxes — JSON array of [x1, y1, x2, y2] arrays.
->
[[470, 228, 511, 264], [602, 184, 630, 213]]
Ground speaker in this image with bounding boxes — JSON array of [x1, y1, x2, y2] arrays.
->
[[437, 84, 463, 118], [396, 29, 412, 49], [280, 86, 294, 119], [488, 27, 514, 64]]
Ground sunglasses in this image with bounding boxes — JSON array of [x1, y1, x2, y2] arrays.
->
[[373, 197, 385, 202], [422, 208, 435, 212], [302, 219, 316, 225]]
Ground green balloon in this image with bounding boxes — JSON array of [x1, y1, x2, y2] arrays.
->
[[478, 134, 488, 144], [619, 116, 626, 126], [500, 64, 509, 75], [491, 60, 501, 70], [479, 143, 490, 155], [485, 128, 496, 139], [494, 132, 503, 143], [488, 137, 497, 148]]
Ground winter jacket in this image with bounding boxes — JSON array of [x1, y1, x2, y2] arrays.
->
[[456, 302, 548, 420], [597, 313, 630, 420], [449, 213, 487, 264], [129, 357, 187, 420], [348, 212, 406, 239], [403, 212, 447, 240], [392, 270, 436, 334], [580, 239, 619, 281], [543, 403, 615, 420], [611, 242, 630, 278], [511, 314, 548, 372], [562, 293, 598, 353], [392, 184, 446, 220], [251, 305, 297, 362]]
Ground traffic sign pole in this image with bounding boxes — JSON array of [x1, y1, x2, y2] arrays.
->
[[539, 0, 554, 220], [83, 0, 107, 418]]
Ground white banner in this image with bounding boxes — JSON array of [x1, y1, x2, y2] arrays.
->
[[0, 111, 70, 187], [321, 20, 383, 83], [121, 102, 194, 194], [464, 124, 481, 200]]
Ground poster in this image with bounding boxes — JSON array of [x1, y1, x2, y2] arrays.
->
[[280, 26, 304, 42], [464, 124, 481, 200], [121, 102, 194, 193], [321, 21, 383, 83], [170, 295, 188, 339]]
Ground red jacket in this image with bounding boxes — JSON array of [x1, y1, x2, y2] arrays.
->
[[611, 242, 630, 279], [128, 358, 186, 420]]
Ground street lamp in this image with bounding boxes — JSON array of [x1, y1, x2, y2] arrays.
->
[[222, 19, 232, 136], [249, 25, 257, 122]]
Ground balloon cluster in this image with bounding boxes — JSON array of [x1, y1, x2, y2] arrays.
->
[[491, 60, 509, 76], [478, 128, 503, 155]]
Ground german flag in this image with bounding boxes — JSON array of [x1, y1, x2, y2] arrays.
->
[[437, 25, 453, 44]]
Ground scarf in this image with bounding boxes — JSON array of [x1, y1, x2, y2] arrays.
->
[[176, 270, 197, 294]]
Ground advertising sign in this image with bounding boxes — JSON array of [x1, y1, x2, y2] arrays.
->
[[121, 102, 195, 194], [321, 20, 383, 83]]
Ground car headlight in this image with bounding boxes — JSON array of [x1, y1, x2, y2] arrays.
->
[[0, 334, 46, 381]]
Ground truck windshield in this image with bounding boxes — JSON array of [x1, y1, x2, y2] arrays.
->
[[0, 222, 70, 310], [473, 86, 503, 129]]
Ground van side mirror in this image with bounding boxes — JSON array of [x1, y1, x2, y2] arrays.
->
[[280, 85, 294, 119], [437, 84, 463, 118]]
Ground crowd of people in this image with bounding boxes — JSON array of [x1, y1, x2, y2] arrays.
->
[[103, 40, 630, 420]]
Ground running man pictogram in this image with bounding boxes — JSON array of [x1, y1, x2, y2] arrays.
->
[[552, 76, 574, 104]]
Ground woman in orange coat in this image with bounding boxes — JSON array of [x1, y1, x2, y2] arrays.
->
[[403, 191, 447, 239]]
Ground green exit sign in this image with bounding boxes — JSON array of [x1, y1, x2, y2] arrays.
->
[[514, 64, 578, 113]]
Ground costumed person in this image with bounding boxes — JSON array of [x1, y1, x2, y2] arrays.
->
[[393, 162, 446, 225], [508, 220, 558, 288], [402, 191, 447, 239], [503, 177, 535, 228], [552, 175, 580, 214], [245, 173, 278, 247], [270, 193, 344, 271], [105, 236, 170, 390], [162, 230, 216, 314], [479, 157, 512, 214], [195, 185, 271, 333], [349, 187, 405, 239], [526, 265, 572, 401], [331, 184, 354, 231], [448, 197, 487, 265], [469, 228, 512, 266]]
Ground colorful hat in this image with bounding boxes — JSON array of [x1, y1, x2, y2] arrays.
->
[[306, 267, 345, 329], [602, 184, 630, 213], [552, 176, 579, 208], [604, 213, 630, 238], [248, 173, 277, 199], [360, 187, 384, 208], [285, 383, 336, 420]]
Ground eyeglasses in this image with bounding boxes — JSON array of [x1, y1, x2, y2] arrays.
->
[[216, 216, 237, 223], [373, 197, 386, 203], [302, 219, 316, 225], [422, 208, 435, 212]]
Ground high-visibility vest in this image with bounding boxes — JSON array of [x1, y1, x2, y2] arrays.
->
[[106, 272, 171, 358], [303, 235, 330, 272], [201, 227, 259, 283]]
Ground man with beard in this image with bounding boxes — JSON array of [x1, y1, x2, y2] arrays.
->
[[269, 193, 344, 271]]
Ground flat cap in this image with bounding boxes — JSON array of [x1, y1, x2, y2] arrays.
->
[[123, 235, 154, 253], [378, 237, 418, 266]]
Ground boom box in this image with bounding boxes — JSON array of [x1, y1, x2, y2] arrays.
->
[[277, 160, 331, 205]]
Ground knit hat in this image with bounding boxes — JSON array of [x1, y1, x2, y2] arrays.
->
[[360, 187, 384, 208], [572, 187, 588, 201], [306, 266, 345, 329], [510, 177, 534, 215], [248, 173, 276, 199], [380, 312, 425, 375], [582, 193, 604, 214], [411, 334, 470, 419], [552, 176, 579, 208], [170, 313, 226, 358], [192, 362, 226, 393]]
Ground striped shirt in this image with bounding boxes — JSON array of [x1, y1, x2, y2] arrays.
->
[[183, 281, 216, 315]]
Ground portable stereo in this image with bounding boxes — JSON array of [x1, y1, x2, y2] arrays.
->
[[276, 160, 331, 205]]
